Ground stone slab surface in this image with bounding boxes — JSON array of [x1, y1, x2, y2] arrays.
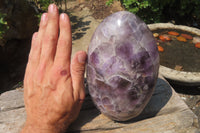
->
[[0, 75, 199, 133]]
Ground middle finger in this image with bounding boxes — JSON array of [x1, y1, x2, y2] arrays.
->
[[40, 4, 59, 64]]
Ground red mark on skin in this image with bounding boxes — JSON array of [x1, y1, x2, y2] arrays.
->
[[60, 70, 68, 76]]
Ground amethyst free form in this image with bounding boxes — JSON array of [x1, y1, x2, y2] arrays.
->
[[87, 11, 159, 121]]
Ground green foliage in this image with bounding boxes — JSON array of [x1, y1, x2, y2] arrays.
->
[[107, 0, 200, 24], [34, 0, 66, 24], [0, 13, 9, 39], [106, 0, 116, 6], [34, 0, 66, 12], [122, 0, 151, 14], [34, 0, 55, 21], [37, 0, 55, 11]]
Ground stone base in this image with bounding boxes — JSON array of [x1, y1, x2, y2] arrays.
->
[[0, 75, 199, 133]]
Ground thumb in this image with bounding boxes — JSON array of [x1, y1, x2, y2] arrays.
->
[[70, 51, 87, 101]]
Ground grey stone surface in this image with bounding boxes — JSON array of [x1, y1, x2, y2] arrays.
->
[[0, 89, 24, 112], [71, 6, 100, 58], [0, 76, 199, 133], [0, 89, 26, 133]]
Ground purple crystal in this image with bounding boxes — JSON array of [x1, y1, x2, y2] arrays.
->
[[87, 11, 159, 121]]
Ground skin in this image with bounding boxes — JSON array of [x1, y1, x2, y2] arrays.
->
[[21, 4, 87, 133]]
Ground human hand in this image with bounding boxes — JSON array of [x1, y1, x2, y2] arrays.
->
[[21, 4, 87, 133]]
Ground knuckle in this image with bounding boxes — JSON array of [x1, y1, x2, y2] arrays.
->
[[58, 39, 67, 46], [48, 76, 56, 86], [49, 70, 60, 84], [49, 14, 58, 21], [71, 65, 85, 76], [58, 38, 70, 46], [43, 35, 57, 44]]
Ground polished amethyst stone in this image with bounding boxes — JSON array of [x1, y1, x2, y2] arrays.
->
[[87, 11, 159, 121]]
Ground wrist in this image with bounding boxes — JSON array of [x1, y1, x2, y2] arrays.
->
[[21, 121, 67, 133], [21, 125, 56, 133]]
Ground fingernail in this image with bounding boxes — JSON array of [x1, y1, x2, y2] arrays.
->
[[41, 13, 47, 22], [78, 52, 87, 64], [61, 13, 66, 21], [49, 4, 57, 13]]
